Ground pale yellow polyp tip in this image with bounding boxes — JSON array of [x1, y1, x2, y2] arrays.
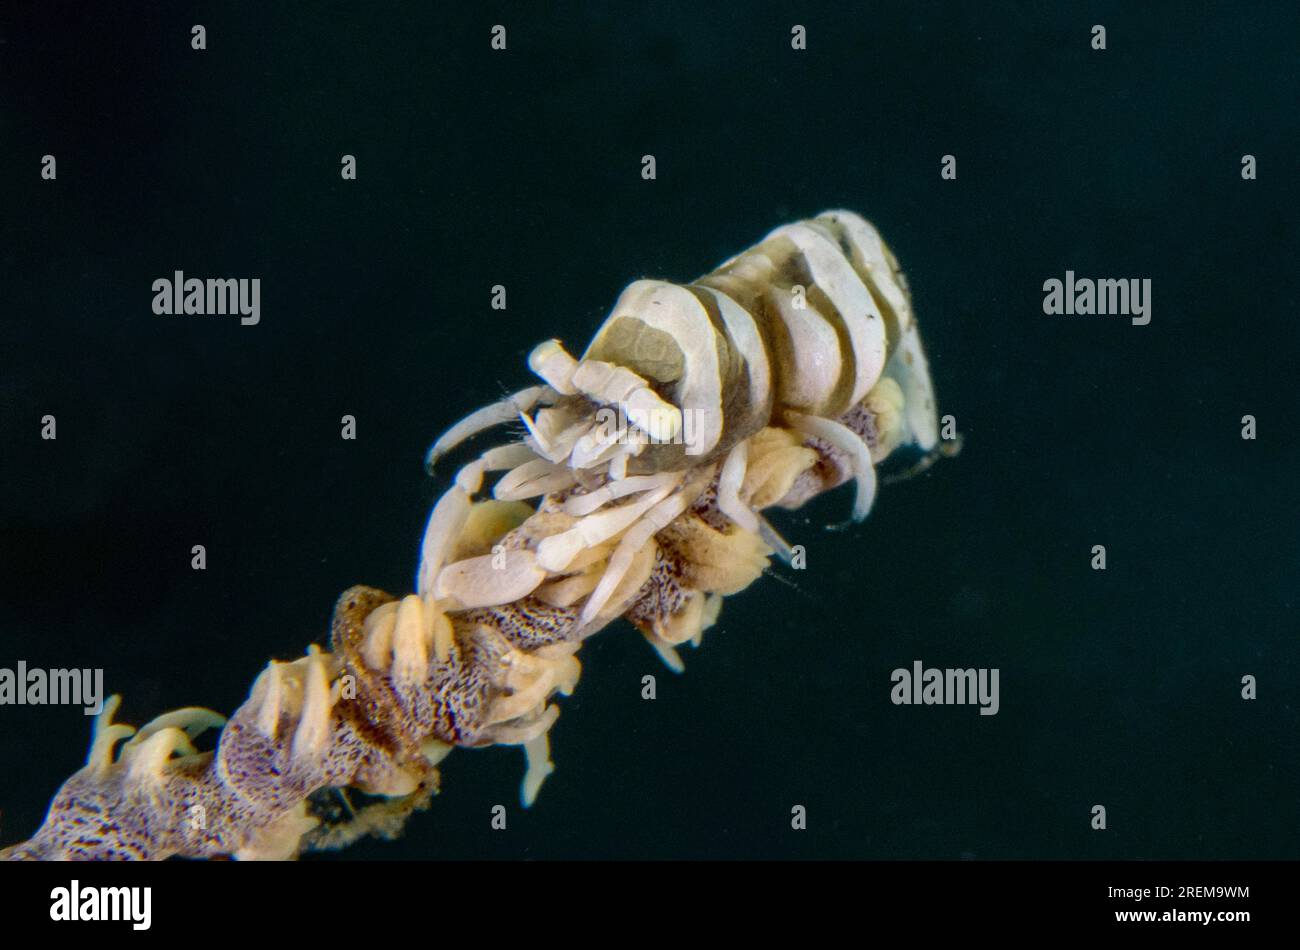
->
[[126, 727, 192, 783], [291, 649, 332, 760], [362, 600, 399, 672], [254, 662, 284, 740], [390, 594, 430, 686], [521, 732, 555, 807], [426, 598, 454, 664]]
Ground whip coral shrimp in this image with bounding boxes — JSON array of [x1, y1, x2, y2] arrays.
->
[[1, 211, 952, 860], [419, 210, 941, 648]]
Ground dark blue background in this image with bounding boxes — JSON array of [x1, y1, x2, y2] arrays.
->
[[1, 1, 1297, 858]]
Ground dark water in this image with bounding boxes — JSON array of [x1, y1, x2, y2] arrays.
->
[[1, 2, 1296, 859]]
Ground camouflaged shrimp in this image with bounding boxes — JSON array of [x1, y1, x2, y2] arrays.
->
[[418, 210, 941, 644], [1, 211, 950, 860]]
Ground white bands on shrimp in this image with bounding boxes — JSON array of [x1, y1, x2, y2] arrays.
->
[[764, 221, 888, 408], [586, 280, 723, 457], [816, 209, 915, 344]]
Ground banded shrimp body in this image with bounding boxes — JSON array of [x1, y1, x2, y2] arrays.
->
[[418, 209, 948, 665]]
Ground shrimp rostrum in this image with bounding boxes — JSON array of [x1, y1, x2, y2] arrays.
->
[[2, 211, 950, 860]]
